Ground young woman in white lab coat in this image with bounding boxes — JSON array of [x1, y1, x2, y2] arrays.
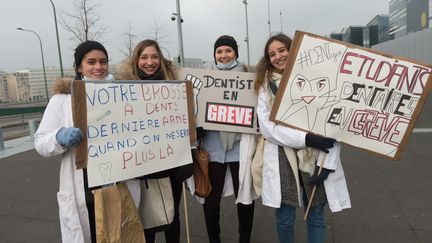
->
[[34, 41, 140, 243], [254, 33, 351, 243]]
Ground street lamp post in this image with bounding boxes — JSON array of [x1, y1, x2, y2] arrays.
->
[[17, 27, 49, 104], [243, 0, 251, 70], [280, 11, 283, 33], [49, 0, 64, 77], [173, 0, 185, 67], [267, 0, 272, 37]]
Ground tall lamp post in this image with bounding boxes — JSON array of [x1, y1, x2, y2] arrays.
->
[[171, 0, 185, 67], [49, 0, 64, 77], [280, 11, 283, 33], [267, 0, 272, 37], [17, 27, 49, 104], [243, 0, 251, 70]]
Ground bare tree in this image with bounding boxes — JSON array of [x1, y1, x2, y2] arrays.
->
[[60, 0, 106, 43], [145, 15, 172, 46], [120, 21, 137, 58], [142, 15, 174, 59]]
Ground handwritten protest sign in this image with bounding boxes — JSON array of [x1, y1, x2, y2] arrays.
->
[[72, 80, 194, 187], [177, 68, 258, 134], [271, 31, 432, 160]]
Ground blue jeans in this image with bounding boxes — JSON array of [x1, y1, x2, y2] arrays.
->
[[275, 198, 325, 243]]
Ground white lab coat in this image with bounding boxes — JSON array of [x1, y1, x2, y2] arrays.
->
[[257, 85, 351, 212], [35, 91, 140, 242]]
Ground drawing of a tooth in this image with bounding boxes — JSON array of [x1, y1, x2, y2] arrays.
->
[[99, 161, 112, 182]]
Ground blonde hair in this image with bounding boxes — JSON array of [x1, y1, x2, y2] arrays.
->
[[130, 39, 176, 80]]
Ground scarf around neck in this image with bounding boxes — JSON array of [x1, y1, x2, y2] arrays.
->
[[137, 68, 164, 80], [82, 73, 115, 81], [216, 60, 239, 70]]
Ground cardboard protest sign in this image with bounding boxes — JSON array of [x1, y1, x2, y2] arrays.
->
[[72, 80, 195, 187], [270, 31, 432, 160], [177, 67, 258, 134]]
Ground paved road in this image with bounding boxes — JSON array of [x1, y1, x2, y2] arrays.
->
[[1, 130, 431, 243]]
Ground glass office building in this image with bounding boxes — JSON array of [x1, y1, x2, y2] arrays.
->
[[343, 26, 364, 46], [363, 15, 391, 47], [389, 0, 407, 38]]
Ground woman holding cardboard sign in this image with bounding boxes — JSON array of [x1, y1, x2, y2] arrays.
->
[[197, 35, 257, 243], [34, 41, 141, 242], [254, 33, 351, 243], [117, 39, 193, 243]]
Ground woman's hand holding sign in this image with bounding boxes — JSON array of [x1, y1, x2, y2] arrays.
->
[[305, 133, 336, 153], [56, 127, 84, 148]]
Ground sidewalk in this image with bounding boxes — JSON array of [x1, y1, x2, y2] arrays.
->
[[1, 131, 432, 242], [0, 136, 34, 159]]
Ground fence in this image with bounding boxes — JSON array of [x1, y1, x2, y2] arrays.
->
[[0, 106, 45, 149]]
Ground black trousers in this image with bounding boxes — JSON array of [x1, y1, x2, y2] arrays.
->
[[83, 169, 96, 243], [203, 162, 255, 243], [144, 178, 183, 243]]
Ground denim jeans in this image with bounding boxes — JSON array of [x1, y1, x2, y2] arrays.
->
[[275, 198, 325, 243]]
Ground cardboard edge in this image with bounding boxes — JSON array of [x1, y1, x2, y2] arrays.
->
[[71, 80, 88, 169], [185, 80, 197, 145]]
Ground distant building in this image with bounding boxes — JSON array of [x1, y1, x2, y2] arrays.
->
[[6, 73, 31, 103], [363, 15, 391, 47], [406, 0, 429, 33], [15, 67, 74, 102], [330, 32, 343, 41], [373, 27, 432, 65], [328, 1, 432, 48], [430, 0, 432, 27], [389, 0, 407, 38], [390, 0, 430, 39], [0, 70, 8, 103], [172, 57, 204, 69], [343, 26, 364, 46]]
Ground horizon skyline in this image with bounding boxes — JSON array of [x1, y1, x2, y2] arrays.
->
[[1, 0, 390, 73]]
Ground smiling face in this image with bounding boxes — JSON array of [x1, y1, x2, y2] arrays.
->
[[77, 50, 108, 80], [215, 45, 236, 64], [138, 45, 161, 76], [268, 40, 290, 73]]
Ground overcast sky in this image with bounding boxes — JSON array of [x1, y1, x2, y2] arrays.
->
[[0, 0, 389, 73]]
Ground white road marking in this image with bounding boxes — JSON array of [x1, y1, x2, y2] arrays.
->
[[413, 128, 432, 133]]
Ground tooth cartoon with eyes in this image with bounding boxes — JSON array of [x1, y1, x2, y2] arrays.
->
[[280, 74, 339, 134], [99, 161, 113, 183]]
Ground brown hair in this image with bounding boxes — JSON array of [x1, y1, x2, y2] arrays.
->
[[130, 39, 176, 80], [254, 33, 292, 94]]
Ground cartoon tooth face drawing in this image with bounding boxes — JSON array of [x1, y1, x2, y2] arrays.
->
[[280, 74, 339, 134], [99, 161, 113, 183]]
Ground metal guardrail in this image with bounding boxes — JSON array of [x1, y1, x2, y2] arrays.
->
[[0, 128, 4, 150], [0, 106, 46, 117], [0, 106, 45, 144]]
